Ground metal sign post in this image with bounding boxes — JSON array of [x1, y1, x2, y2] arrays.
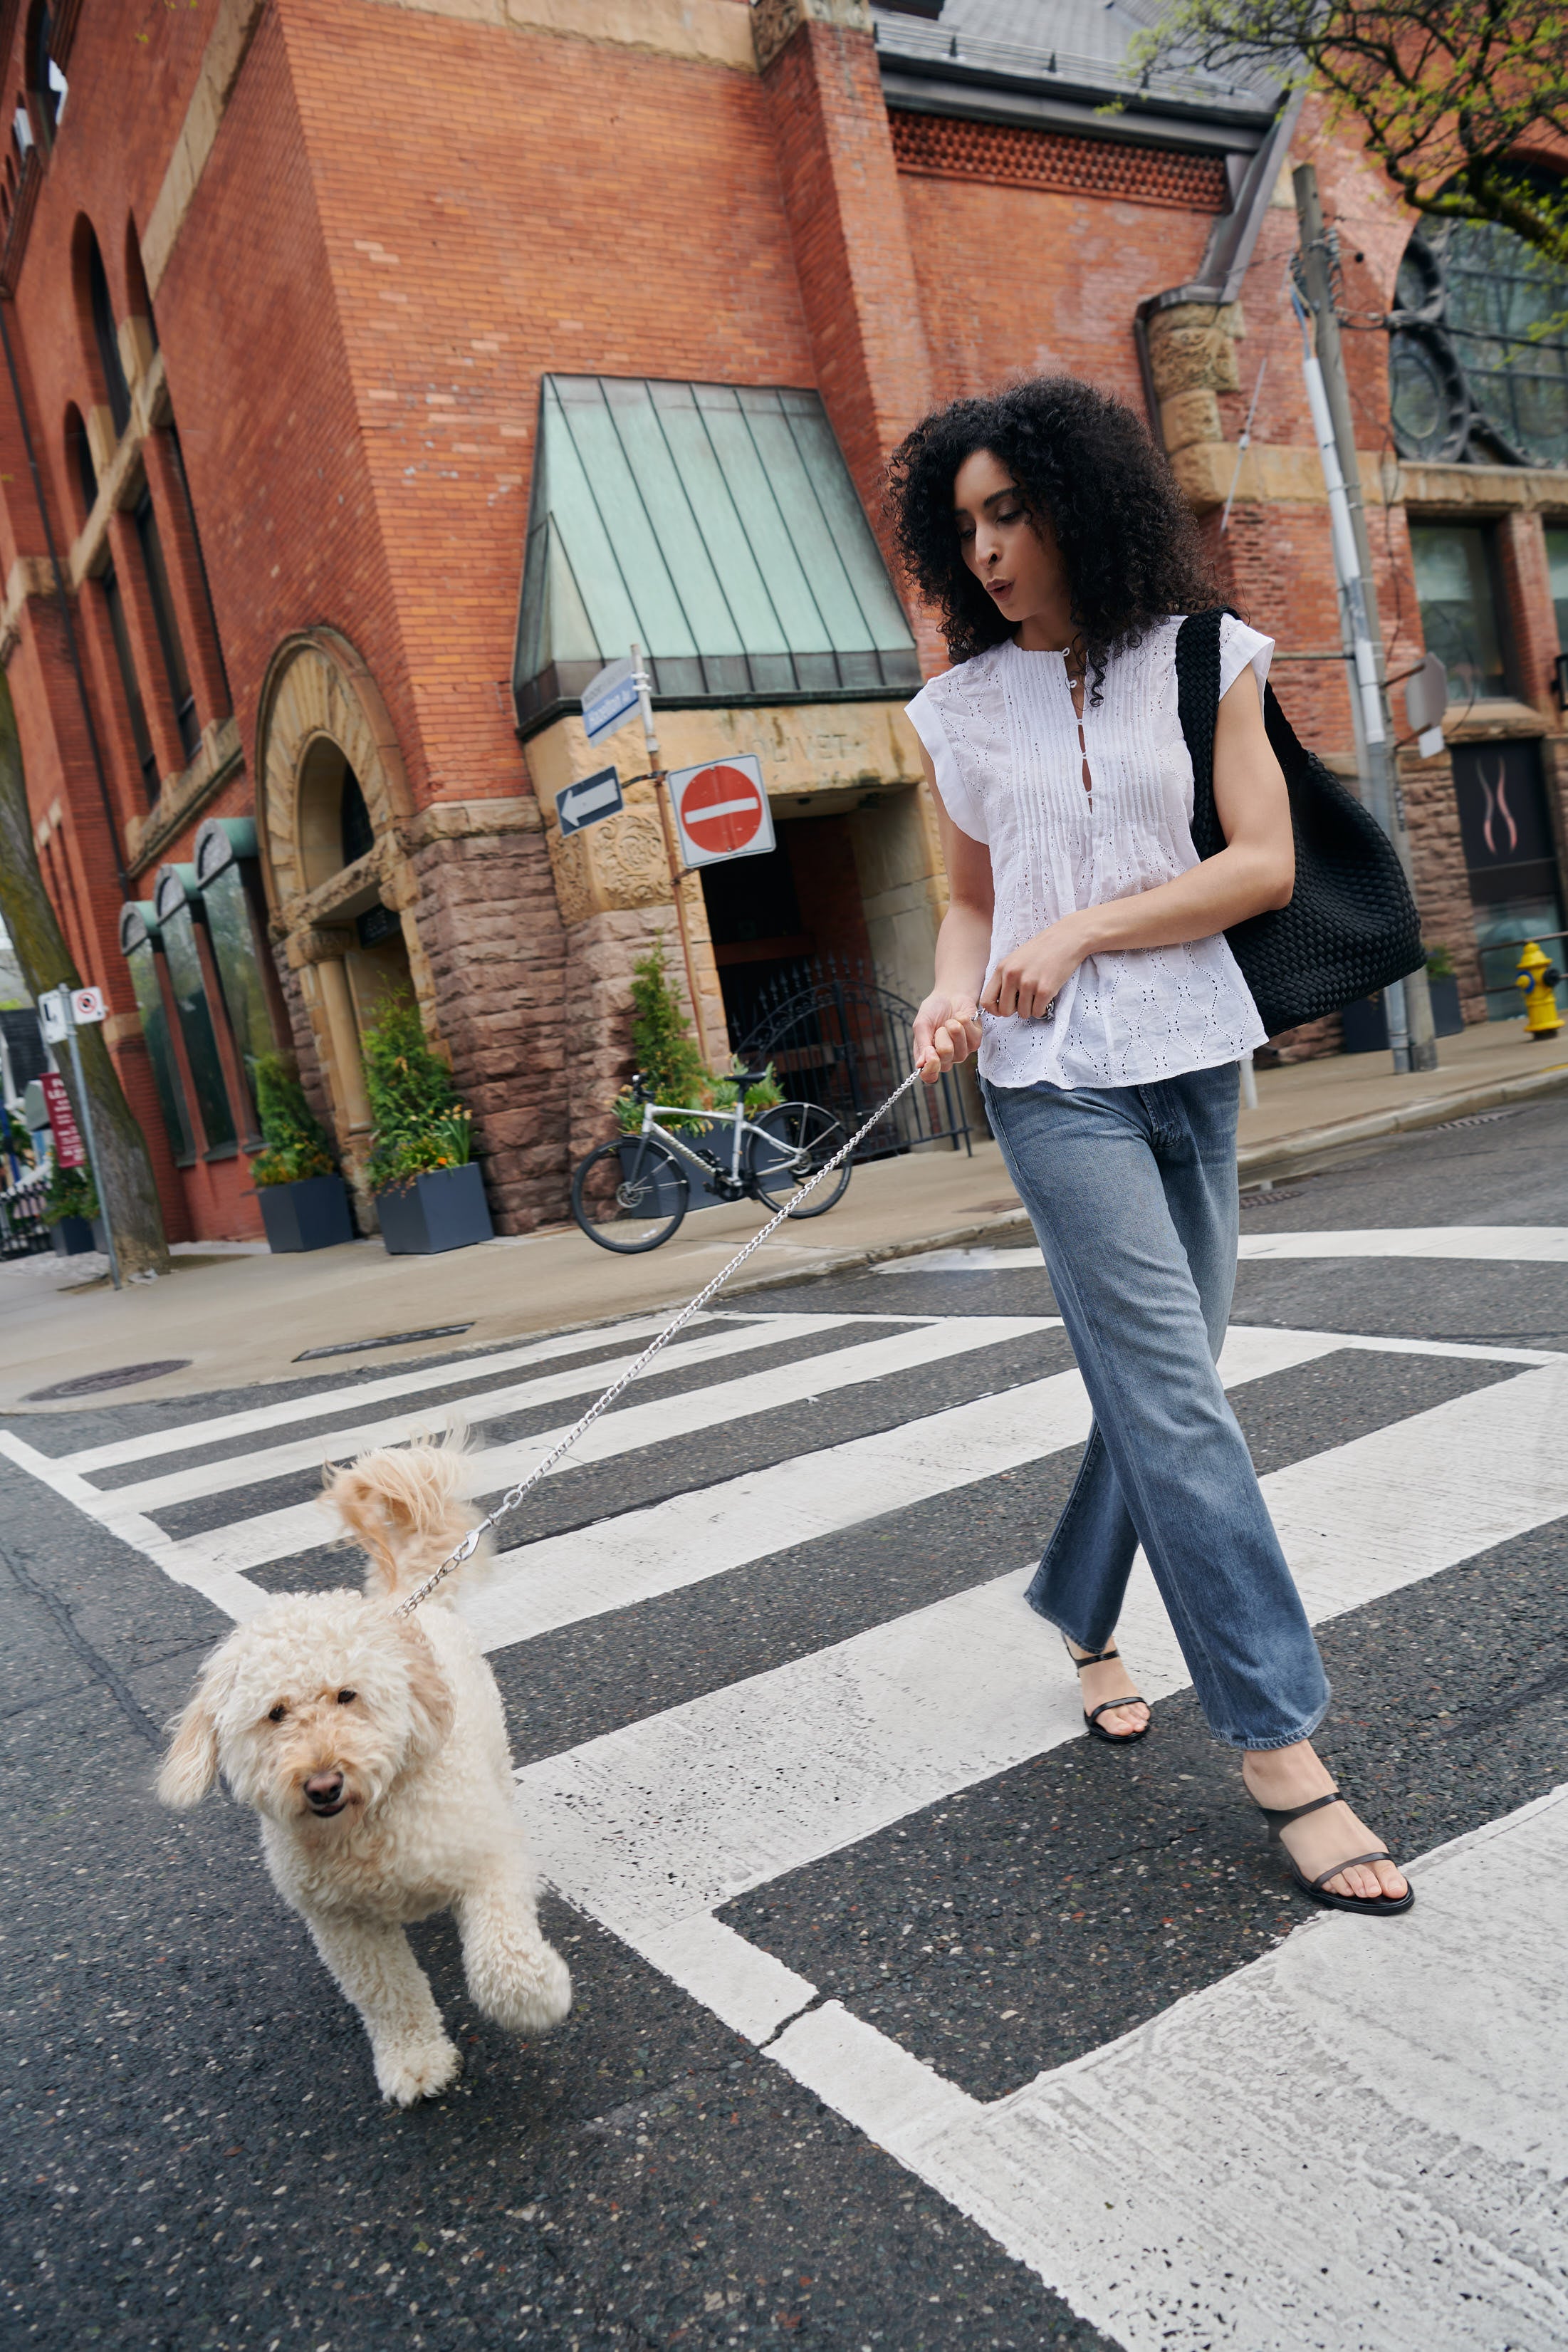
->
[[626, 641, 714, 1073], [1294, 163, 1438, 1076], [38, 986, 120, 1290]]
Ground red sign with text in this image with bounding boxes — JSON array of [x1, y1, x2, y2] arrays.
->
[[41, 1071, 85, 1168]]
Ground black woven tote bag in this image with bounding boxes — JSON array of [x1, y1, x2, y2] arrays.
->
[[1176, 608, 1424, 1039]]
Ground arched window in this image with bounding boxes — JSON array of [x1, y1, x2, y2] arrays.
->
[[1389, 185, 1568, 468], [63, 399, 95, 520], [125, 216, 157, 353], [85, 227, 130, 438], [25, 3, 64, 149]]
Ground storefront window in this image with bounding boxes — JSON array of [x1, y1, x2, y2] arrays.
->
[[1408, 523, 1509, 702], [152, 870, 236, 1155], [194, 819, 277, 1128], [1548, 524, 1568, 655], [117, 905, 194, 1166]]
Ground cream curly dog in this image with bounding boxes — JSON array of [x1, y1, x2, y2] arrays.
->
[[157, 1437, 571, 2106]]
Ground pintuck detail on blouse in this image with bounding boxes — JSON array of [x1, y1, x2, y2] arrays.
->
[[906, 614, 1272, 1091]]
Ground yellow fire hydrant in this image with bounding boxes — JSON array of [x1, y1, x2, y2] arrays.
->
[[1516, 939, 1563, 1040]]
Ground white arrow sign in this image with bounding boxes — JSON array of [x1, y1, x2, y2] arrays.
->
[[555, 766, 624, 838]]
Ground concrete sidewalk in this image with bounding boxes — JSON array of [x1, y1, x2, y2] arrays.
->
[[4, 1014, 1566, 1412]]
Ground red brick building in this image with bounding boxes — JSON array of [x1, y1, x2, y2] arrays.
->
[[1, 0, 1564, 1241]]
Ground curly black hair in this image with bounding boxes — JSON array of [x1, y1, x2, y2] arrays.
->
[[885, 377, 1216, 701]]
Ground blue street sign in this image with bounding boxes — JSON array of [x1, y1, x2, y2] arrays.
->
[[555, 765, 624, 838], [581, 656, 641, 744]]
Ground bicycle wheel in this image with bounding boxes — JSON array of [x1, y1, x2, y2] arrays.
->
[[748, 1101, 852, 1217], [571, 1135, 689, 1252]]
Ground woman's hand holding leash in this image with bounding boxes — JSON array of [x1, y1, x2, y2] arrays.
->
[[914, 994, 982, 1085]]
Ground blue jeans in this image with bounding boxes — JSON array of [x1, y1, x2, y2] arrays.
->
[[983, 1064, 1329, 1751]]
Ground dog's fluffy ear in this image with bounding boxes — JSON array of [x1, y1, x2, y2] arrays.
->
[[399, 1618, 455, 1762], [157, 1652, 229, 1807]]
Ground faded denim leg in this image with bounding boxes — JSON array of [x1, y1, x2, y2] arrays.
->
[[983, 1065, 1329, 1751]]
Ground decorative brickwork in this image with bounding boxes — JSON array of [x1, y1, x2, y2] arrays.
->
[[889, 111, 1230, 213]]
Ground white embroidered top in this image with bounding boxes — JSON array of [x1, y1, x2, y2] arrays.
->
[[906, 615, 1273, 1091]]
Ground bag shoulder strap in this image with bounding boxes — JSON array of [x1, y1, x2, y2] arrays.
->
[[1175, 608, 1225, 860]]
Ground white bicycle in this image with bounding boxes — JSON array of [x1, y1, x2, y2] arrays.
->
[[570, 1069, 852, 1254]]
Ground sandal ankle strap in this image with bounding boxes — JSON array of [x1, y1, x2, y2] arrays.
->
[[1065, 1641, 1119, 1670], [1255, 1788, 1346, 1836]]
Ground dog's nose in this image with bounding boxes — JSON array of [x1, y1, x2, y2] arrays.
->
[[304, 1770, 345, 1809]]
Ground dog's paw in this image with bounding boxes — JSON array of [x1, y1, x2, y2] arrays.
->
[[375, 2036, 462, 2107], [484, 1941, 573, 2037]]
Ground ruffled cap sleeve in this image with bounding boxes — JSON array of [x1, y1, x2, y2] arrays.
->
[[905, 683, 989, 844]]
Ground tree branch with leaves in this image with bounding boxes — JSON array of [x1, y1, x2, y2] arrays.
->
[[1131, 0, 1568, 268]]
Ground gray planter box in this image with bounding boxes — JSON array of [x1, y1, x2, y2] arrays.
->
[[375, 1161, 493, 1254], [1342, 976, 1464, 1054], [258, 1175, 355, 1253], [51, 1214, 95, 1256]]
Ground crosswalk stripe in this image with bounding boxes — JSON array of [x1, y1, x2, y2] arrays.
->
[[517, 1360, 1568, 1972], [879, 1225, 1568, 1275], [56, 1309, 770, 1476], [461, 1323, 1338, 1653], [160, 1316, 1060, 1580], [102, 1314, 868, 1514], [0, 1430, 272, 1623], [768, 1789, 1568, 2352]]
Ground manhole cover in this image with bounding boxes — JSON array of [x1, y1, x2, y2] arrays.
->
[[24, 1359, 192, 1401]]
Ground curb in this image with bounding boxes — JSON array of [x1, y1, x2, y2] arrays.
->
[[720, 1057, 1568, 1297], [1234, 1056, 1568, 1183]]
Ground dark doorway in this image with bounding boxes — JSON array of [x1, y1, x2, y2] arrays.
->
[[702, 813, 872, 1041], [1451, 739, 1565, 1018]]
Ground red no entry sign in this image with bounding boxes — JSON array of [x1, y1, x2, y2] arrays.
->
[[669, 754, 775, 868]]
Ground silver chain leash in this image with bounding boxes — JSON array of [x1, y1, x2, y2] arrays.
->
[[397, 1063, 929, 1614]]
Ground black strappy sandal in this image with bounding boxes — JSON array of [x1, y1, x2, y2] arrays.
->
[[1253, 1788, 1415, 1915], [1064, 1639, 1151, 1745]]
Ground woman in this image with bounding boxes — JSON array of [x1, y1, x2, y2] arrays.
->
[[895, 378, 1411, 1915]]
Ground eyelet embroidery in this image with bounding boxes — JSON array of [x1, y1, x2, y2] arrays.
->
[[912, 617, 1271, 1090]]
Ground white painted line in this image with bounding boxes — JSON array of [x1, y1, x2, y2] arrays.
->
[[879, 1225, 1568, 1273], [770, 1787, 1568, 2352], [464, 1323, 1336, 1653], [167, 1316, 1061, 1579], [58, 1310, 732, 1475], [104, 1315, 864, 1514], [1240, 1223, 1568, 1262], [518, 1360, 1568, 1947], [637, 1915, 817, 2047], [0, 1430, 268, 1624]]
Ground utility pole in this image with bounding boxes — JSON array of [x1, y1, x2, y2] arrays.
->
[[1293, 162, 1437, 1075]]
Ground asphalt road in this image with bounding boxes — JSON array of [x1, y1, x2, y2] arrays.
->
[[4, 1095, 1567, 2351]]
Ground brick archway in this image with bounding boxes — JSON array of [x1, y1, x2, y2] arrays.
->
[[254, 628, 432, 1212], [254, 626, 414, 913]]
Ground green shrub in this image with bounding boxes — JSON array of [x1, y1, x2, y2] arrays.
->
[[1426, 944, 1456, 981], [42, 1157, 99, 1227], [249, 1051, 338, 1188], [360, 994, 474, 1195], [610, 937, 783, 1133]]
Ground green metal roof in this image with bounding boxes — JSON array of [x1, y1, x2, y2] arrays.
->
[[511, 376, 919, 736]]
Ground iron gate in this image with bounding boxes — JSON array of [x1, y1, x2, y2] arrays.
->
[[736, 955, 971, 1162]]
